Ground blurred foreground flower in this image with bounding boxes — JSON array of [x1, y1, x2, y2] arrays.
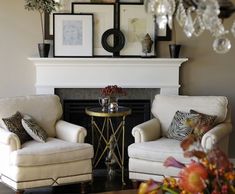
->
[[178, 163, 208, 193], [138, 132, 235, 194]]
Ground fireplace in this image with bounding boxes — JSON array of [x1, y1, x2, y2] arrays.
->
[[55, 87, 160, 167], [60, 98, 150, 168], [29, 57, 188, 168]]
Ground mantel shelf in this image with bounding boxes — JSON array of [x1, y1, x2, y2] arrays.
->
[[28, 57, 188, 95], [29, 57, 188, 66]]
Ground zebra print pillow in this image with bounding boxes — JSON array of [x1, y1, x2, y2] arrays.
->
[[21, 115, 48, 143], [166, 111, 200, 141]]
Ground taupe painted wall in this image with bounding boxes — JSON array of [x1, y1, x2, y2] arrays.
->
[[0, 0, 39, 97], [0, 0, 235, 157]]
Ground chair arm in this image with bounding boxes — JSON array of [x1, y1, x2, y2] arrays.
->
[[55, 120, 87, 143], [0, 128, 21, 151], [201, 122, 232, 150], [131, 118, 161, 143]]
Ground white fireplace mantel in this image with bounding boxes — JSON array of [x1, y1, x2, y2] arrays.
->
[[29, 57, 188, 95]]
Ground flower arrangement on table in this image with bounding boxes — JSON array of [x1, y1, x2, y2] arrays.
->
[[138, 118, 235, 194], [100, 85, 127, 111], [101, 85, 127, 100]]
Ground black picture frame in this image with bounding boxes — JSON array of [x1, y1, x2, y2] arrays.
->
[[45, 12, 53, 40], [45, 0, 100, 40], [72, 2, 115, 57], [119, 0, 144, 3], [155, 24, 172, 41], [53, 13, 94, 57]]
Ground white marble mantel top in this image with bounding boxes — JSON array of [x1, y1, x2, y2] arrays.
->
[[28, 57, 188, 95]]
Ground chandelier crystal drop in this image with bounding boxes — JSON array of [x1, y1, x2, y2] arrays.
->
[[232, 21, 235, 37], [213, 36, 231, 53], [145, 0, 235, 54]]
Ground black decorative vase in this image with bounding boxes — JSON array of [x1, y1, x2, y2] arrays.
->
[[38, 43, 50, 58], [169, 44, 181, 58]]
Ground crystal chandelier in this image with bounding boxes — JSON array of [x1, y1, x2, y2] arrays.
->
[[145, 0, 235, 54]]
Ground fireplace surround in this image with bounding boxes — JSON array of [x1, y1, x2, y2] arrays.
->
[[29, 57, 188, 168], [29, 57, 188, 95]]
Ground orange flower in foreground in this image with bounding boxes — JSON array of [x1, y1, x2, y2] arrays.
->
[[179, 163, 208, 193], [138, 180, 159, 194]]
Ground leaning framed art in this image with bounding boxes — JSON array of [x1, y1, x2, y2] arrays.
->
[[119, 0, 143, 3], [45, 0, 93, 40], [72, 2, 115, 56], [119, 4, 155, 57], [53, 13, 93, 57], [156, 23, 172, 41]]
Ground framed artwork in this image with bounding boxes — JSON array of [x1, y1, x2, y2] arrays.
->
[[119, 0, 143, 3], [156, 25, 172, 41], [72, 3, 115, 56], [45, 11, 55, 40], [53, 13, 93, 57], [91, 0, 115, 2], [119, 4, 155, 57], [45, 0, 92, 40]]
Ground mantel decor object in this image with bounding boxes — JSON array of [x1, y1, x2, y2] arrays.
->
[[100, 85, 127, 112], [24, 0, 60, 57], [38, 43, 50, 57], [141, 33, 154, 57], [101, 28, 126, 56], [169, 44, 181, 58]]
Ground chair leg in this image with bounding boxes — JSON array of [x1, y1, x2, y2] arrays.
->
[[16, 190, 24, 194], [81, 182, 86, 194], [132, 180, 139, 189]]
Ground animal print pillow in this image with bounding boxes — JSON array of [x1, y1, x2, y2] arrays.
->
[[166, 111, 200, 141], [2, 111, 32, 144]]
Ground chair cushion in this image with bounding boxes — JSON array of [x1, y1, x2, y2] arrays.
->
[[151, 95, 228, 135], [2, 111, 32, 144], [128, 137, 190, 164], [10, 138, 93, 167], [22, 115, 48, 143], [0, 95, 63, 137]]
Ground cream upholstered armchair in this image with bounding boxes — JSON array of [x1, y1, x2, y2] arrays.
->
[[0, 95, 93, 194], [128, 95, 232, 182]]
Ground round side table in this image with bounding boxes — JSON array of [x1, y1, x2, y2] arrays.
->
[[85, 106, 131, 185]]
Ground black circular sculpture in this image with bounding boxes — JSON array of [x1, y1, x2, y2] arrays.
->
[[101, 28, 125, 53]]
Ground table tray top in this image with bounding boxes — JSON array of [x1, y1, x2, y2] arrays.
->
[[85, 106, 131, 117]]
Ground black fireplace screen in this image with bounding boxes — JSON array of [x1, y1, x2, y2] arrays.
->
[[63, 99, 151, 168]]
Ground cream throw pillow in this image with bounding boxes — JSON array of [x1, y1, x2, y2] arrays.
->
[[22, 115, 48, 143]]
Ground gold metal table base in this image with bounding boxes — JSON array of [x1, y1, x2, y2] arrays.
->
[[86, 107, 131, 185]]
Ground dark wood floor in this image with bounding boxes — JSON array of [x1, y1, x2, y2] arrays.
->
[[0, 170, 134, 194]]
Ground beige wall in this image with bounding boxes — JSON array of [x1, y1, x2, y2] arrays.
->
[[0, 0, 39, 97], [1, 0, 235, 157]]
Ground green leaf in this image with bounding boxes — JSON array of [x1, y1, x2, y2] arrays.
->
[[24, 0, 59, 14]]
